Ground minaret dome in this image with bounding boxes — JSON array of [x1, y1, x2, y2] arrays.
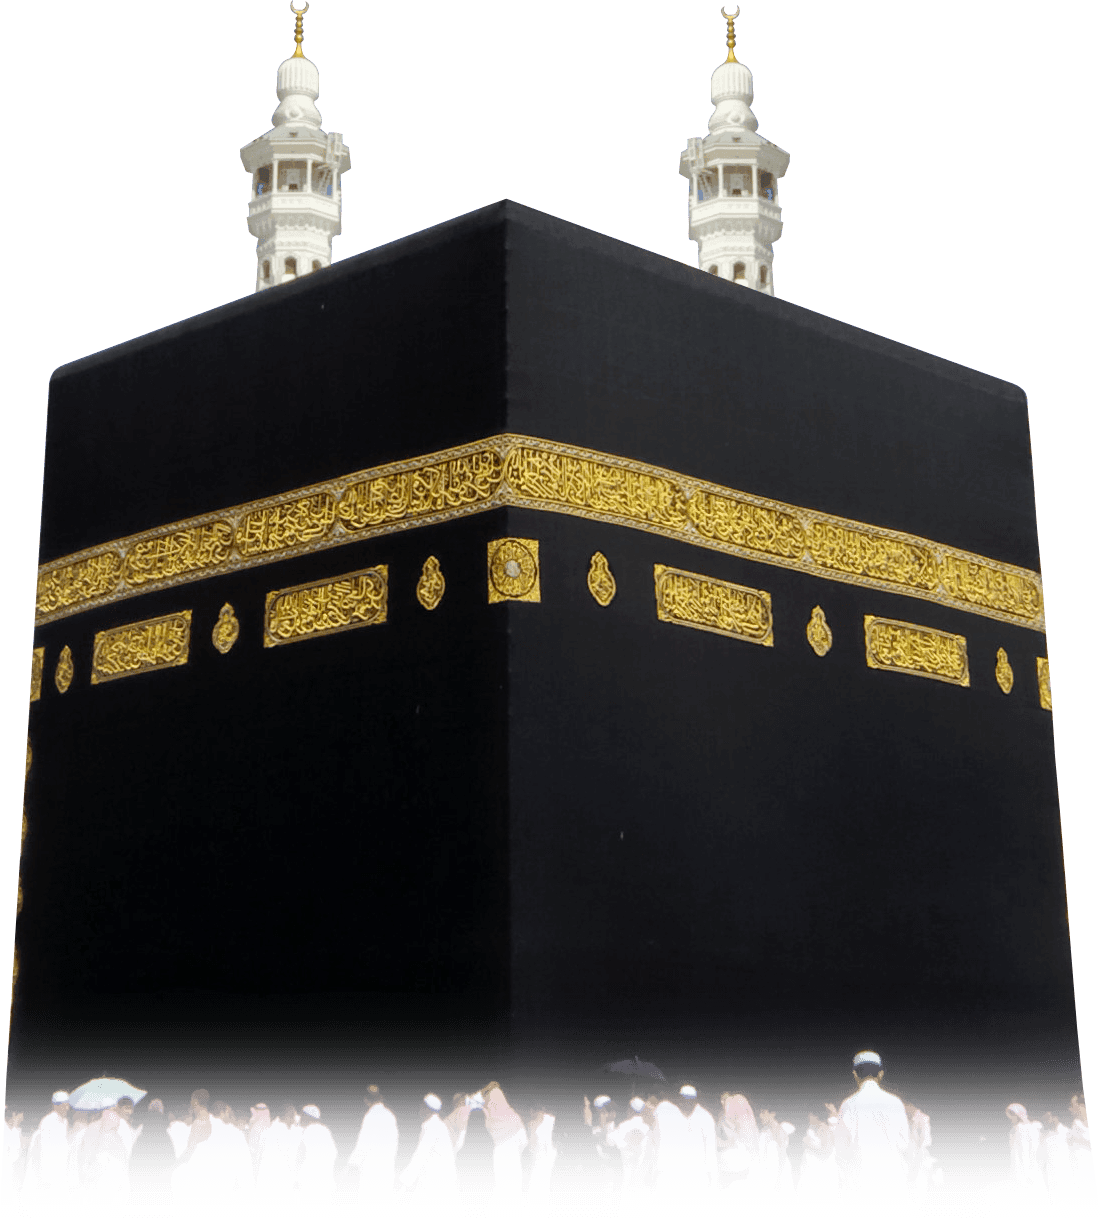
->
[[240, 3, 351, 293]]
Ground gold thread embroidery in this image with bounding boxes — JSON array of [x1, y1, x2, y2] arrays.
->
[[654, 565, 773, 646], [91, 611, 192, 684], [340, 452, 505, 530], [54, 646, 74, 694], [236, 492, 337, 558], [264, 566, 388, 647], [416, 556, 446, 610], [212, 603, 240, 654], [1037, 657, 1052, 711], [995, 647, 1014, 695], [34, 435, 1046, 632], [30, 648, 44, 702], [587, 552, 616, 606], [488, 539, 541, 603], [122, 521, 234, 586], [806, 605, 833, 656], [37, 551, 122, 617], [864, 616, 969, 687]]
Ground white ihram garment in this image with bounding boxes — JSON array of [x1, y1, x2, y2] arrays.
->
[[256, 1117, 299, 1196], [979, 1115, 1047, 1203], [687, 1104, 718, 1193], [611, 1114, 651, 1193], [167, 1119, 190, 1160], [653, 1100, 696, 1198], [400, 1113, 458, 1198], [22, 1110, 70, 1194], [492, 1128, 528, 1198], [177, 1116, 252, 1200], [79, 1115, 131, 1202], [1069, 1118, 1094, 1196], [528, 1114, 557, 1209], [349, 1102, 399, 1198], [1040, 1122, 1074, 1196], [3, 1120, 22, 1198], [834, 1078, 909, 1196], [800, 1126, 840, 1195], [298, 1122, 338, 1198]]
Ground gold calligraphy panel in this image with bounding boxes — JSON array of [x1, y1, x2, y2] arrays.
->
[[1037, 657, 1052, 711], [34, 434, 1047, 633], [264, 566, 388, 647], [123, 521, 233, 585], [339, 451, 504, 530], [654, 565, 773, 646], [37, 551, 122, 617], [236, 492, 337, 558], [30, 648, 44, 702], [91, 611, 192, 684], [864, 616, 969, 687]]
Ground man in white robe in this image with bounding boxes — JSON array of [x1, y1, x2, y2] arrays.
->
[[256, 1104, 300, 1200], [651, 1090, 695, 1199], [348, 1085, 398, 1208], [1039, 1110, 1074, 1198], [799, 1113, 840, 1196], [3, 1107, 25, 1200], [904, 1100, 934, 1192], [1005, 1101, 1043, 1201], [167, 1111, 191, 1160], [527, 1105, 558, 1214], [833, 1050, 909, 1200], [22, 1089, 71, 1197], [400, 1094, 459, 1202], [1068, 1094, 1094, 1199], [444, 1093, 473, 1154], [681, 1084, 718, 1196], [78, 1105, 131, 1202], [247, 1102, 272, 1175], [611, 1097, 651, 1196], [482, 1082, 528, 1203], [297, 1104, 338, 1206]]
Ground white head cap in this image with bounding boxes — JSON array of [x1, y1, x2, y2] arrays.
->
[[302, 1105, 321, 1120], [852, 1051, 882, 1069], [630, 1097, 646, 1113], [424, 1094, 442, 1112], [679, 1085, 698, 1099], [1007, 1103, 1029, 1121], [593, 1095, 611, 1109], [52, 1091, 70, 1104]]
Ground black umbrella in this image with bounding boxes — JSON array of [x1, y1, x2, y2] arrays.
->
[[603, 1055, 666, 1081]]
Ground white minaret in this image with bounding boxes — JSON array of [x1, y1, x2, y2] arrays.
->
[[679, 8, 789, 295], [240, 3, 351, 292]]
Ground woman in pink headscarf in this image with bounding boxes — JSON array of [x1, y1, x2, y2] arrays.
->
[[716, 1093, 759, 1193], [979, 1105, 1047, 1198], [480, 1082, 528, 1203]]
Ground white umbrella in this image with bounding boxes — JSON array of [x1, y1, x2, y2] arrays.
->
[[68, 1076, 147, 1111]]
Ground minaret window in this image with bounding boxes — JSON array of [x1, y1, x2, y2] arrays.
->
[[312, 260, 322, 272], [758, 171, 776, 201], [723, 167, 749, 197], [759, 266, 769, 286], [733, 262, 747, 281], [708, 266, 719, 275], [285, 257, 298, 278], [255, 166, 272, 197], [262, 260, 271, 282], [696, 171, 718, 202], [312, 164, 334, 196], [278, 161, 307, 192]]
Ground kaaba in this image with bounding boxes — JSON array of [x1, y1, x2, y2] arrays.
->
[[11, 201, 1078, 1131]]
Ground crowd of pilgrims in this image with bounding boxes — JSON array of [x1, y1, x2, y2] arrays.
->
[[2, 1051, 1094, 1213]]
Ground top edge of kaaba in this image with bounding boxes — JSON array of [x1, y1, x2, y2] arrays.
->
[[50, 200, 1023, 403]]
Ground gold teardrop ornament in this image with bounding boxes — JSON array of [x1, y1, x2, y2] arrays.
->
[[54, 646, 74, 694], [417, 556, 446, 610], [995, 647, 1014, 695], [212, 603, 240, 654], [806, 605, 833, 657], [587, 552, 616, 606]]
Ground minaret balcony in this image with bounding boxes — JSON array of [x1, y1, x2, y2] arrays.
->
[[689, 196, 781, 224]]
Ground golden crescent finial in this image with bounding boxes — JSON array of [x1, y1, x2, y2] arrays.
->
[[290, 1, 309, 57], [721, 6, 740, 63]]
